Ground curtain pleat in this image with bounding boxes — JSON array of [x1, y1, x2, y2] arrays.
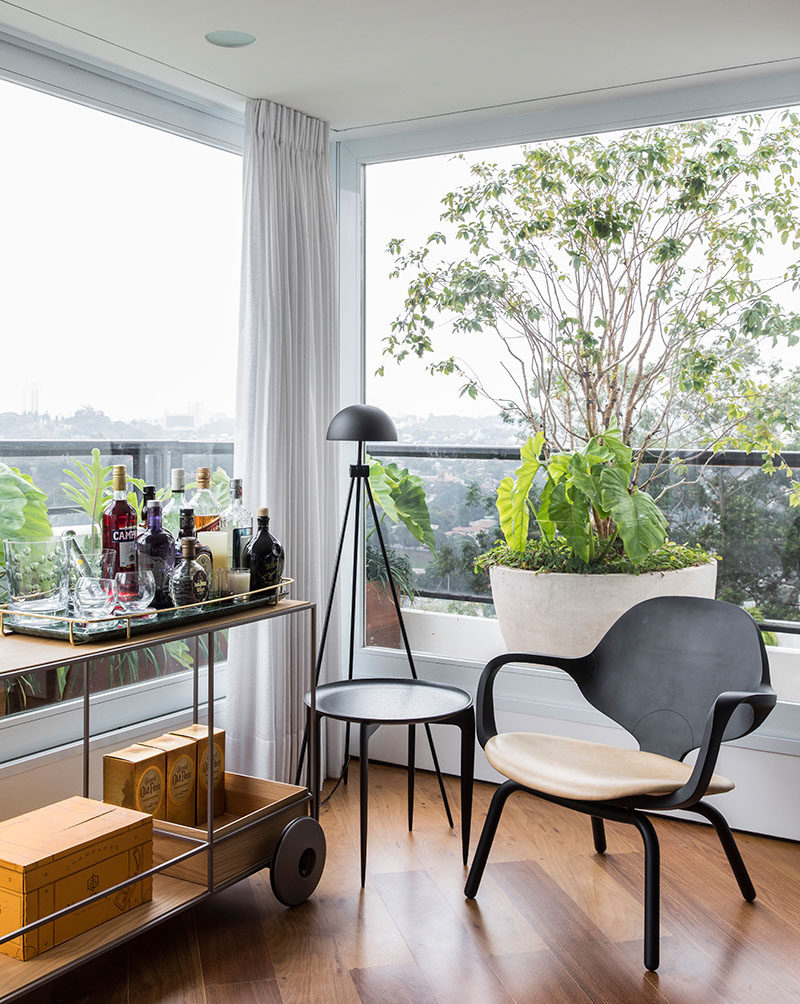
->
[[226, 99, 340, 785]]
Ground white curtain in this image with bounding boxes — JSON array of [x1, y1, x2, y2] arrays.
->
[[226, 99, 340, 785]]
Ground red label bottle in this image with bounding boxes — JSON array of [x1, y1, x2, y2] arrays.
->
[[102, 464, 138, 574]]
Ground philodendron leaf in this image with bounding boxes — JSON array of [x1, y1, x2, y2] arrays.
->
[[588, 421, 633, 481], [0, 464, 52, 568], [548, 480, 592, 563], [568, 453, 607, 516], [535, 477, 556, 541], [368, 460, 401, 524], [391, 474, 436, 552], [497, 430, 544, 551], [600, 466, 667, 564]]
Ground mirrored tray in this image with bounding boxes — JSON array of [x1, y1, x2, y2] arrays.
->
[[0, 578, 292, 645]]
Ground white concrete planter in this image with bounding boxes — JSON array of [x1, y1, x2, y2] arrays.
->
[[489, 561, 718, 658]]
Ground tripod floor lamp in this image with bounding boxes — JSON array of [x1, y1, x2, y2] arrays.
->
[[296, 404, 454, 826]]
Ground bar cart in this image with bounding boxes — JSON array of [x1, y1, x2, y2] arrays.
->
[[0, 594, 321, 1002]]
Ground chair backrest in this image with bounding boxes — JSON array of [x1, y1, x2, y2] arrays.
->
[[572, 596, 772, 761]]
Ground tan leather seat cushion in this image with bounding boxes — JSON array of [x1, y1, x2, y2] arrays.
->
[[485, 732, 734, 802]]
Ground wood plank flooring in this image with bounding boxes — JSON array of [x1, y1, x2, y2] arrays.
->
[[13, 762, 800, 1004]]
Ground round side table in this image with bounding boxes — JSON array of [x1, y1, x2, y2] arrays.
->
[[304, 678, 475, 886]]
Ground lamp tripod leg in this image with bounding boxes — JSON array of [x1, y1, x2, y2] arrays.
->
[[295, 476, 356, 786], [365, 480, 454, 829]]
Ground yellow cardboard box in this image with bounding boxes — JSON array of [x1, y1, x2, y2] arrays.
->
[[103, 744, 166, 820], [169, 725, 225, 824], [140, 734, 197, 826], [0, 796, 152, 960]]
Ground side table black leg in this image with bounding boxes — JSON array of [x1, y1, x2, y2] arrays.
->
[[408, 724, 416, 832], [310, 707, 322, 820], [456, 708, 475, 866], [360, 722, 371, 887]]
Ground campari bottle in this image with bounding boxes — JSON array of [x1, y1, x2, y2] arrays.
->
[[136, 500, 176, 608], [243, 507, 284, 606], [102, 465, 138, 574]]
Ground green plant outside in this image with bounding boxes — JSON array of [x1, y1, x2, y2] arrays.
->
[[61, 448, 146, 547]]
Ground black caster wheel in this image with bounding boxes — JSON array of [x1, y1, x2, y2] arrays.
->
[[270, 816, 326, 906]]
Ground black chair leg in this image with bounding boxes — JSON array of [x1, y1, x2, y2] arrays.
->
[[632, 813, 660, 972], [408, 724, 415, 832], [456, 708, 475, 866], [591, 816, 607, 854], [464, 780, 519, 899], [691, 800, 756, 901]]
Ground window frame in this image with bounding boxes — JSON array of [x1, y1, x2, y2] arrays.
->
[[335, 63, 800, 733], [0, 34, 243, 756]]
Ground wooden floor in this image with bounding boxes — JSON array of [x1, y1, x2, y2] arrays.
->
[[15, 762, 800, 1004]]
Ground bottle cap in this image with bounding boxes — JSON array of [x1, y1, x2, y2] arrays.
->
[[112, 465, 127, 492], [180, 507, 194, 516], [196, 467, 211, 488], [147, 499, 162, 511], [181, 537, 198, 558], [142, 485, 156, 504], [257, 506, 270, 519], [171, 468, 186, 491], [231, 478, 242, 495]]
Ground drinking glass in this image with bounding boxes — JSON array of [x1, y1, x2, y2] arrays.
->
[[3, 538, 70, 614], [74, 577, 117, 621], [115, 571, 156, 613]]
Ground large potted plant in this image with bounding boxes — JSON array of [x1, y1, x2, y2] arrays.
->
[[381, 115, 800, 653], [477, 426, 715, 655]]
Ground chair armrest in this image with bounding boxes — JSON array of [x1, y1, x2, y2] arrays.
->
[[476, 650, 588, 747], [647, 688, 776, 809]]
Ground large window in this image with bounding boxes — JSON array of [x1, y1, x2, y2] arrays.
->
[[362, 108, 800, 706], [0, 69, 241, 734]]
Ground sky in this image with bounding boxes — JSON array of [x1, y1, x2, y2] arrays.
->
[[1, 79, 798, 430], [0, 78, 241, 423]]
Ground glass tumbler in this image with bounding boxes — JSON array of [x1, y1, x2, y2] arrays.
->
[[3, 538, 70, 615], [74, 577, 118, 622], [115, 570, 156, 613]]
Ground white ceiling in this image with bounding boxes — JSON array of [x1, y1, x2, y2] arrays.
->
[[1, 1, 799, 131]]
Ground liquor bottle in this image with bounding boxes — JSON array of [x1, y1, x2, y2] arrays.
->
[[242, 507, 284, 606], [186, 467, 220, 531], [169, 538, 209, 606], [102, 465, 137, 574], [162, 468, 186, 537], [176, 508, 213, 583], [221, 478, 253, 566], [140, 485, 156, 529], [136, 500, 176, 608]]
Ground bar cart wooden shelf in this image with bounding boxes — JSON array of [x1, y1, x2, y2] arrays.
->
[[0, 598, 320, 1003]]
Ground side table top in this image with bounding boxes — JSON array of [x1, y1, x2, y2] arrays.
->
[[306, 677, 472, 724]]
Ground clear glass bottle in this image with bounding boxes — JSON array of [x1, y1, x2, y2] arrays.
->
[[186, 467, 220, 531], [102, 464, 137, 574], [176, 508, 213, 583], [136, 500, 176, 608], [221, 478, 253, 566], [242, 507, 284, 606], [169, 538, 209, 606], [162, 468, 186, 537]]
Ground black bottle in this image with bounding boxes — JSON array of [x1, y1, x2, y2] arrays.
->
[[176, 507, 213, 584], [243, 507, 284, 606], [140, 485, 157, 529]]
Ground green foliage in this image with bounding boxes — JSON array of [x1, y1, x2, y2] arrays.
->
[[0, 464, 52, 569], [477, 538, 714, 576], [367, 457, 436, 553], [61, 449, 145, 545], [493, 423, 669, 568], [365, 542, 416, 599], [383, 113, 800, 472]]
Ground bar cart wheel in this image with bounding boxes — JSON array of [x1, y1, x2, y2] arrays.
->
[[269, 816, 326, 906]]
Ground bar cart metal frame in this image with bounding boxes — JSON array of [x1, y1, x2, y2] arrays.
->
[[0, 598, 320, 1002]]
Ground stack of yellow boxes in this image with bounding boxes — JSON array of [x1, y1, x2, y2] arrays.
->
[[103, 725, 225, 826]]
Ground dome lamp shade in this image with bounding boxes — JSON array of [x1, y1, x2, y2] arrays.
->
[[326, 405, 397, 443]]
